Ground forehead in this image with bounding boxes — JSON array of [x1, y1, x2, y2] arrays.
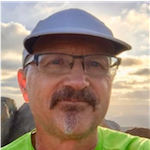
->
[[33, 35, 115, 55]]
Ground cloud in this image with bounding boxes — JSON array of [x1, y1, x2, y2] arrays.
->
[[122, 79, 149, 85], [1, 22, 30, 55], [1, 87, 20, 95], [1, 2, 72, 30], [1, 76, 18, 88], [112, 81, 132, 89], [111, 89, 149, 102], [104, 2, 149, 56], [126, 9, 148, 32], [1, 69, 17, 80], [124, 90, 149, 100], [114, 55, 149, 81], [111, 76, 149, 103], [1, 22, 28, 84], [112, 78, 149, 91], [120, 57, 144, 67], [1, 58, 22, 71], [129, 68, 150, 76]]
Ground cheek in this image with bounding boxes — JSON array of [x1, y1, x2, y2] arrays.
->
[[101, 76, 112, 95], [93, 76, 112, 97], [25, 72, 62, 124], [26, 69, 61, 110], [92, 76, 113, 108]]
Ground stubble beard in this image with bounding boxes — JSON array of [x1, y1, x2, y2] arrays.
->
[[61, 105, 84, 135], [64, 111, 78, 135]]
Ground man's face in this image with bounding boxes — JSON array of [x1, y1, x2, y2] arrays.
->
[[21, 36, 115, 139]]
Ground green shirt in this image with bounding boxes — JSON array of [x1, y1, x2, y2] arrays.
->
[[2, 127, 149, 150]]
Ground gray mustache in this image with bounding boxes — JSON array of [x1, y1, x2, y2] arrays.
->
[[50, 87, 98, 110]]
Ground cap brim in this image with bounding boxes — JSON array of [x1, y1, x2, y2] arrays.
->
[[24, 28, 131, 55]]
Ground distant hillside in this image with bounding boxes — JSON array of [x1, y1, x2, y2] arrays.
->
[[126, 128, 150, 139]]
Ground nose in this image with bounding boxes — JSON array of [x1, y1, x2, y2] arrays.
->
[[62, 61, 90, 90]]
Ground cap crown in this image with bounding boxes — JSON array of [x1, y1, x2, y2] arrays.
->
[[31, 8, 113, 37], [24, 8, 131, 55]]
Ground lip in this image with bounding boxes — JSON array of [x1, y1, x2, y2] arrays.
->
[[61, 99, 85, 103], [58, 100, 87, 105]]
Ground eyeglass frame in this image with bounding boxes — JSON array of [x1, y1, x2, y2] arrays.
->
[[23, 53, 121, 76]]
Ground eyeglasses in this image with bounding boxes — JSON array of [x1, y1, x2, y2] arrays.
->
[[23, 53, 121, 77]]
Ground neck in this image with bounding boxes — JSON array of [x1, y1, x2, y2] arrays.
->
[[31, 128, 98, 150]]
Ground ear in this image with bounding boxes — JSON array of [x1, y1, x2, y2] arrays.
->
[[17, 69, 29, 103]]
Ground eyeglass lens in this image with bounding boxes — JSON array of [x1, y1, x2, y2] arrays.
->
[[36, 54, 119, 76]]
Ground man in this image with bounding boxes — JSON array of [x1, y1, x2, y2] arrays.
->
[[2, 8, 149, 150]]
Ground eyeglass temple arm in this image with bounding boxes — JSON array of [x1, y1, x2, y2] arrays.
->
[[110, 58, 121, 68]]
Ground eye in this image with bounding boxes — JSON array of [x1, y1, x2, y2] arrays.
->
[[52, 59, 63, 65], [49, 57, 67, 65], [90, 61, 101, 67]]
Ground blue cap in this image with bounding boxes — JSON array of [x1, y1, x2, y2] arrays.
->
[[23, 8, 131, 55]]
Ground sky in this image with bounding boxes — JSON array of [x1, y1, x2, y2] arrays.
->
[[1, 1, 149, 128]]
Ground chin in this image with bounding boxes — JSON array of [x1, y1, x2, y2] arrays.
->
[[56, 110, 98, 139], [51, 102, 102, 139]]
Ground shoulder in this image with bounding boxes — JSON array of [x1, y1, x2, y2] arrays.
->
[[97, 126, 150, 150], [1, 131, 34, 150]]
